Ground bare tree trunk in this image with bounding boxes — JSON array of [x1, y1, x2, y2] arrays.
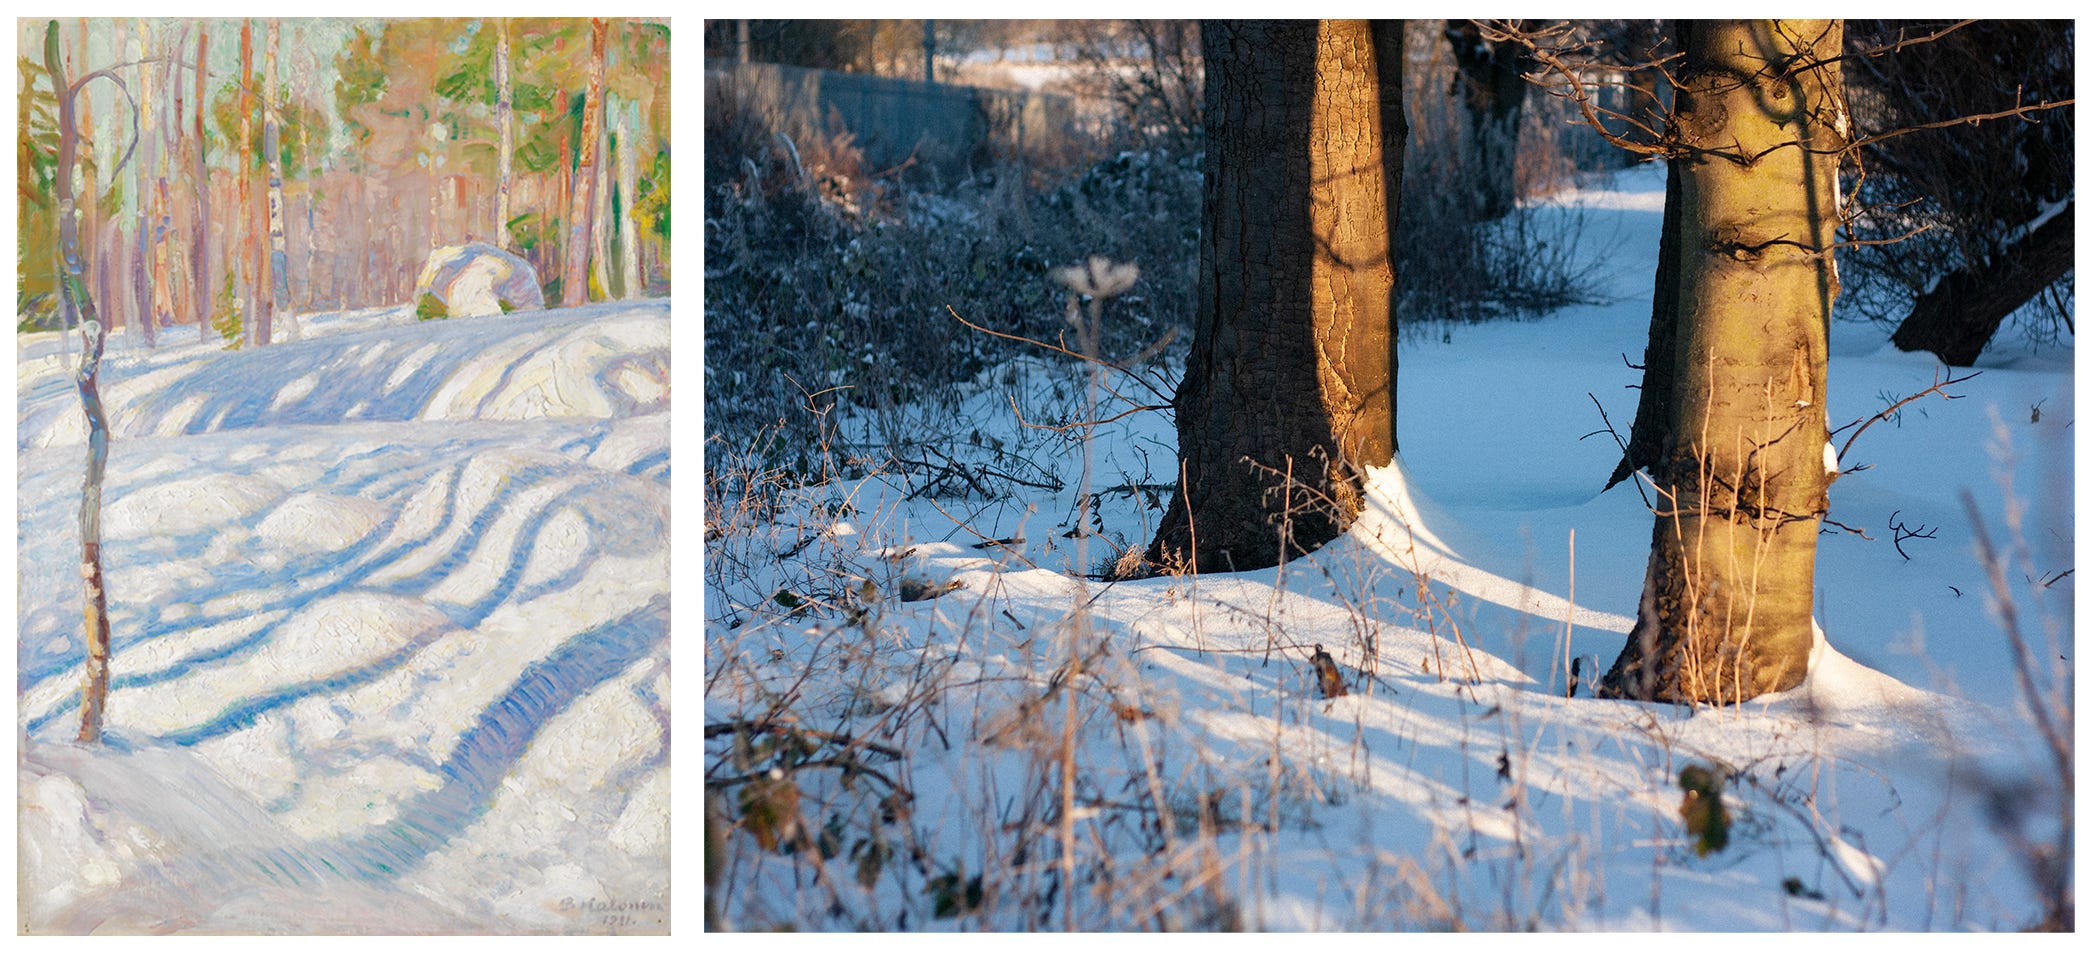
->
[[592, 92, 613, 299], [555, 127, 570, 283], [1148, 20, 1404, 573], [1596, 20, 1844, 705], [495, 18, 515, 251], [171, 25, 190, 325], [43, 21, 115, 743], [193, 27, 212, 342], [562, 19, 607, 307], [125, 18, 158, 348], [148, 25, 178, 347], [1606, 158, 1684, 491], [1890, 203, 2074, 367], [263, 20, 288, 343], [618, 104, 642, 299], [1443, 19, 1529, 222], [238, 20, 259, 347], [71, 19, 94, 365]]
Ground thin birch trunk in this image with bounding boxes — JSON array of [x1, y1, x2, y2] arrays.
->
[[496, 18, 514, 250], [193, 27, 212, 341], [44, 21, 115, 744], [264, 20, 290, 342], [238, 21, 257, 346], [618, 104, 641, 299]]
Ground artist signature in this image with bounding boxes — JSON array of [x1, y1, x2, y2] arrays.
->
[[560, 896, 666, 931]]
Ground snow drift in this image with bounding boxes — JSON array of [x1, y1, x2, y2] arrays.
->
[[17, 300, 671, 934]]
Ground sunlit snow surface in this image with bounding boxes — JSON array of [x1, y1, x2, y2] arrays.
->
[[19, 301, 669, 934], [706, 163, 2073, 932]]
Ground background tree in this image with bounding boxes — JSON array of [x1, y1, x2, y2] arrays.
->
[[495, 18, 515, 250], [1148, 19, 1405, 573], [562, 18, 607, 306], [191, 27, 211, 341], [1594, 20, 1846, 705], [1841, 20, 2074, 366], [1443, 18, 1532, 221], [263, 19, 290, 342], [237, 20, 263, 346], [131, 20, 161, 347]]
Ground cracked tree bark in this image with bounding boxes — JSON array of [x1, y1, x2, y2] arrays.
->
[[1148, 20, 1404, 574]]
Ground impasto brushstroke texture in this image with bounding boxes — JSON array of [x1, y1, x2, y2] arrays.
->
[[17, 17, 670, 935]]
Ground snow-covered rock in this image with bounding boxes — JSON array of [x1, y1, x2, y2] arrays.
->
[[414, 243, 545, 318]]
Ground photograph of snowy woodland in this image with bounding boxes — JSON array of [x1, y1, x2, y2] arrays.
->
[[703, 20, 2072, 932], [18, 18, 670, 933]]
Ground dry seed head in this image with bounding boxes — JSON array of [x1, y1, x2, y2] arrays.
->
[[1052, 255, 1139, 299]]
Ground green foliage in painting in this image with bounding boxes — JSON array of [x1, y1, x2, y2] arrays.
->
[[508, 211, 555, 257], [209, 77, 329, 176], [17, 54, 61, 330], [213, 270, 244, 347], [416, 292, 448, 320], [333, 24, 388, 147], [633, 148, 669, 243]]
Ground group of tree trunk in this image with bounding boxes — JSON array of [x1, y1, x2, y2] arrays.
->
[[1151, 19, 2055, 706], [24, 18, 668, 355]]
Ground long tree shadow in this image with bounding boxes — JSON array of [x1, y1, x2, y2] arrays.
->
[[325, 595, 668, 881], [26, 454, 662, 745]]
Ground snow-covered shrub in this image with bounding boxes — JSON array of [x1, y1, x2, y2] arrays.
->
[[704, 96, 1197, 479]]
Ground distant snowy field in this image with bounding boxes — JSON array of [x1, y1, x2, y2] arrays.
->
[[705, 164, 2074, 931], [18, 300, 670, 934]]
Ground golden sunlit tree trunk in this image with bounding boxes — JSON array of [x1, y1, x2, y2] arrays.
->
[[563, 18, 608, 307], [1596, 20, 1846, 705], [1148, 20, 1405, 573]]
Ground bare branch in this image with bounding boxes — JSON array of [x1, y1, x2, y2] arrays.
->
[[948, 304, 1174, 407], [1836, 369, 1983, 465]]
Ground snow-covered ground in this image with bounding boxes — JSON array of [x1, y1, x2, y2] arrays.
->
[[704, 163, 2075, 932], [17, 300, 670, 934]]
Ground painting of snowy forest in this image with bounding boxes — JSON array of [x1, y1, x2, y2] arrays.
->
[[18, 17, 670, 934], [702, 20, 2072, 933]]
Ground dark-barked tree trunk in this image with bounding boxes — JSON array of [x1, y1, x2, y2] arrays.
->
[[1148, 19, 1404, 574], [1605, 159, 1683, 491], [1444, 19, 1529, 222], [1890, 202, 2074, 367], [1596, 20, 1845, 705]]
